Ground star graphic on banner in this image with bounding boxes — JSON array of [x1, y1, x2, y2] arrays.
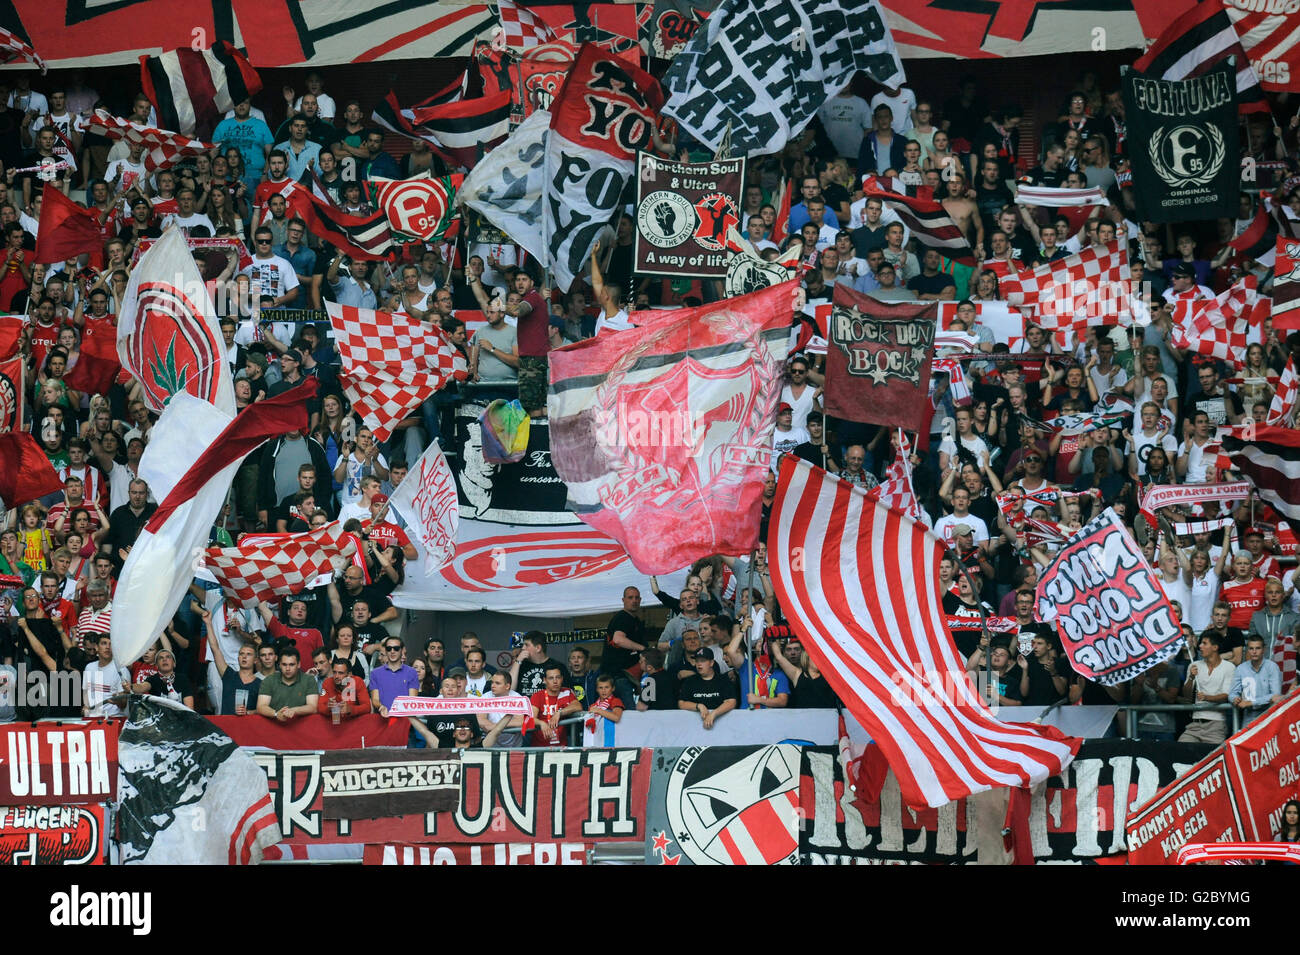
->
[[652, 831, 670, 855], [661, 851, 682, 865], [925, 0, 1078, 44], [865, 359, 889, 387]]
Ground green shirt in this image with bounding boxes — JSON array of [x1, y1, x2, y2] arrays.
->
[[258, 672, 317, 710]]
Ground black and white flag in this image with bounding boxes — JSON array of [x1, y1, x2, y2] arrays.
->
[[662, 0, 904, 157], [459, 108, 549, 263], [1123, 59, 1239, 223]]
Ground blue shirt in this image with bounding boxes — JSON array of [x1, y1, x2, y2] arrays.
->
[[370, 663, 420, 709], [788, 203, 840, 235], [274, 140, 322, 181], [1230, 659, 1282, 710], [853, 270, 881, 293], [273, 242, 317, 309], [735, 658, 791, 710], [213, 116, 273, 178]]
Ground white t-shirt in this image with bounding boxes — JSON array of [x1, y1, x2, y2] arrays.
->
[[1185, 569, 1220, 634], [1131, 428, 1177, 476], [242, 255, 300, 300], [163, 212, 215, 236], [292, 94, 337, 120], [780, 383, 818, 431], [773, 426, 810, 456], [1177, 437, 1213, 483], [933, 512, 990, 545], [105, 157, 147, 195], [870, 88, 917, 134], [8, 90, 49, 115], [338, 451, 390, 505], [940, 432, 989, 468], [847, 200, 908, 244], [1188, 657, 1234, 722], [31, 111, 79, 161], [594, 309, 634, 336], [817, 94, 871, 159], [82, 659, 130, 718], [465, 673, 490, 697], [107, 462, 155, 512]]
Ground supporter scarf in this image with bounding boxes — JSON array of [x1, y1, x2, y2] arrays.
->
[[1171, 517, 1235, 536]]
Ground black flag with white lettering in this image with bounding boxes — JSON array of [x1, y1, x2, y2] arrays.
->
[[1123, 60, 1239, 223]]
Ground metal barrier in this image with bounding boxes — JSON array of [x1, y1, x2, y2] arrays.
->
[[1120, 702, 1243, 739]]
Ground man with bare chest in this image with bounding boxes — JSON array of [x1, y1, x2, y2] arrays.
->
[[942, 175, 983, 251]]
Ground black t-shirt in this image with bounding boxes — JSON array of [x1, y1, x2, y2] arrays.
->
[[639, 670, 676, 710], [353, 622, 389, 652], [338, 585, 392, 622], [852, 223, 889, 258], [426, 710, 480, 748], [1184, 389, 1243, 429], [282, 583, 332, 638], [974, 182, 1014, 231], [679, 673, 731, 711], [992, 665, 1024, 703], [1021, 652, 1072, 706], [516, 658, 558, 699], [907, 272, 956, 297], [791, 673, 840, 708], [1203, 626, 1245, 659], [1024, 165, 1064, 188], [942, 592, 993, 660], [220, 668, 262, 714], [146, 670, 193, 703], [821, 182, 850, 219], [602, 610, 645, 675]]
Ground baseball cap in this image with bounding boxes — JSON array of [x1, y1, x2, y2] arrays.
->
[[371, 493, 389, 506], [1172, 262, 1196, 279], [549, 314, 566, 329], [1244, 527, 1265, 539], [1023, 449, 1044, 461], [954, 523, 974, 537], [448, 665, 468, 678], [777, 402, 793, 413]]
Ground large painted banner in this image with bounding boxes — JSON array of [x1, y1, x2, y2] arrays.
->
[[0, 723, 118, 806], [800, 740, 1213, 864], [0, 805, 106, 865], [253, 748, 650, 846]]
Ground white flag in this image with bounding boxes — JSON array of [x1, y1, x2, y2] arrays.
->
[[116, 226, 235, 415], [459, 109, 549, 263], [387, 439, 458, 575]]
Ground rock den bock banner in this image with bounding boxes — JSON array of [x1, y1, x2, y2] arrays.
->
[[548, 281, 794, 574], [1122, 59, 1239, 223], [662, 0, 904, 157], [634, 155, 745, 278], [824, 283, 935, 436], [1036, 509, 1183, 687]]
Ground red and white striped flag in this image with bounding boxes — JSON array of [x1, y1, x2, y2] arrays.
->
[[496, 0, 557, 48], [1000, 239, 1133, 335], [326, 301, 468, 442], [140, 41, 262, 138], [768, 456, 1079, 808], [85, 109, 213, 173], [1171, 276, 1260, 366], [862, 181, 975, 265], [203, 523, 362, 609], [1269, 356, 1298, 426], [865, 430, 921, 521], [1013, 184, 1109, 208], [372, 88, 513, 170]]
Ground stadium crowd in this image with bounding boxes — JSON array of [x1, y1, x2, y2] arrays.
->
[[0, 55, 1297, 750]]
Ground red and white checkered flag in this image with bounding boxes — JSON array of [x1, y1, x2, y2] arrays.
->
[[84, 109, 213, 172], [1172, 276, 1258, 366], [866, 429, 921, 521], [1269, 355, 1299, 426], [0, 27, 44, 73], [326, 302, 469, 442], [496, 0, 556, 48], [999, 239, 1133, 334], [203, 523, 361, 609]]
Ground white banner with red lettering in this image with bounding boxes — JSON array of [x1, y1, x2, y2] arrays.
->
[[392, 518, 687, 616], [387, 695, 532, 718], [387, 440, 457, 576]]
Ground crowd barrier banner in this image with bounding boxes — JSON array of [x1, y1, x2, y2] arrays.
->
[[646, 745, 803, 865], [363, 842, 588, 865], [1126, 694, 1300, 863], [453, 407, 573, 525], [0, 723, 118, 806], [0, 805, 105, 865], [253, 747, 650, 846], [210, 714, 409, 750], [801, 740, 1213, 864], [319, 750, 460, 820]]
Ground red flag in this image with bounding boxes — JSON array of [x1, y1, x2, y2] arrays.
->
[[62, 331, 122, 396], [0, 354, 22, 432], [547, 281, 796, 573], [823, 283, 937, 436], [768, 455, 1079, 808], [0, 316, 21, 360], [0, 431, 63, 506], [34, 188, 104, 268], [770, 179, 791, 247]]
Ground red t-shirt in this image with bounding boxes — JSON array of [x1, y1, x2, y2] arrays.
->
[[363, 519, 410, 552], [267, 615, 324, 661], [29, 320, 60, 369], [530, 688, 577, 746], [41, 596, 75, 629], [517, 288, 550, 358], [1221, 577, 1266, 629], [1253, 554, 1281, 581]]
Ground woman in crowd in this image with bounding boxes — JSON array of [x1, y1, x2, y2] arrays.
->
[[331, 622, 371, 681]]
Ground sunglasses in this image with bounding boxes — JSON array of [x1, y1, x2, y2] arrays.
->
[[255, 238, 272, 244], [385, 645, 403, 652]]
